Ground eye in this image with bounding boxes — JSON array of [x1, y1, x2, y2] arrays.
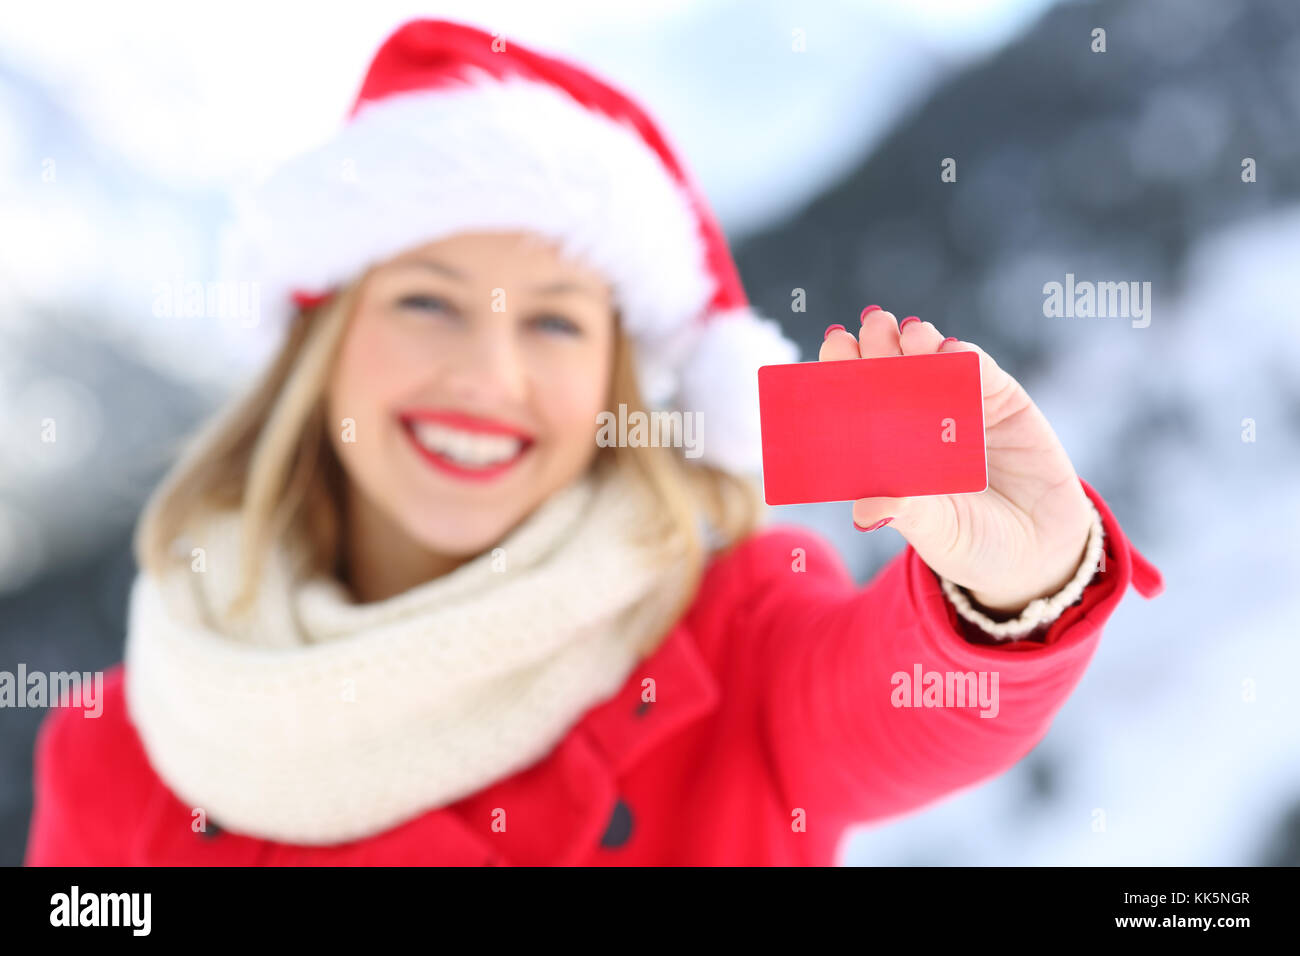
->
[[397, 294, 455, 315], [531, 313, 582, 336]]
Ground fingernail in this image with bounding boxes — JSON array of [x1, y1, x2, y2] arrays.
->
[[940, 336, 958, 347], [853, 516, 894, 532], [824, 323, 846, 339], [859, 305, 883, 324], [899, 316, 921, 331]]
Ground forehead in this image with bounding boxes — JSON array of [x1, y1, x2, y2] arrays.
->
[[378, 231, 609, 288]]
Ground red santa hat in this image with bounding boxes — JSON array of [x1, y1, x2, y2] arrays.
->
[[222, 18, 799, 474]]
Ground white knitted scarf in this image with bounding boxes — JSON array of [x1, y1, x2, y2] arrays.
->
[[123, 464, 696, 846]]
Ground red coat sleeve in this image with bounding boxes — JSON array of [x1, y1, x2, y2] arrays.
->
[[714, 477, 1162, 835], [25, 665, 141, 866]]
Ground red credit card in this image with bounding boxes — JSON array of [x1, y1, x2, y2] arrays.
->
[[757, 350, 988, 505]]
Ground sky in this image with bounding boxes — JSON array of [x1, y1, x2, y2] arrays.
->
[[0, 0, 1062, 235]]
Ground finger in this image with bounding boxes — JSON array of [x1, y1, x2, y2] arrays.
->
[[818, 323, 862, 362], [898, 315, 945, 355], [857, 305, 902, 358]]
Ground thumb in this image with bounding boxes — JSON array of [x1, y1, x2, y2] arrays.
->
[[850, 496, 913, 534], [850, 495, 944, 540]]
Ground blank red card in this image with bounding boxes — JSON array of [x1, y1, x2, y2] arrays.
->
[[757, 350, 987, 505]]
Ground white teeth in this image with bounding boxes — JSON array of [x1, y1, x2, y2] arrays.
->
[[410, 421, 524, 467]]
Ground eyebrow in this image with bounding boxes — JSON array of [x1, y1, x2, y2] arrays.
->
[[394, 259, 606, 299]]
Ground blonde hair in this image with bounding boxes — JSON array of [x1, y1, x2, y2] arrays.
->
[[135, 277, 766, 658]]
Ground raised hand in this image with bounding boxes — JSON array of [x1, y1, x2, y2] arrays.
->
[[820, 306, 1094, 614]]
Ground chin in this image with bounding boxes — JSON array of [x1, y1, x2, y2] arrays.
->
[[399, 503, 527, 558]]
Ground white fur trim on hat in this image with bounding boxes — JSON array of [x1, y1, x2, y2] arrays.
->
[[222, 70, 715, 356]]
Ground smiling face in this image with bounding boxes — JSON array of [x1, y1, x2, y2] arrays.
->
[[327, 231, 617, 569]]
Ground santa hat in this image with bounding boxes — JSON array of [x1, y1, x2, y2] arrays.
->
[[222, 18, 799, 474]]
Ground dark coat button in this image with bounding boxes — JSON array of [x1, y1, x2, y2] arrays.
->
[[635, 699, 653, 717], [199, 821, 222, 839], [600, 798, 634, 849]]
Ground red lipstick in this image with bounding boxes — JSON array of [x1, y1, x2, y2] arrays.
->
[[400, 408, 535, 440], [397, 409, 534, 483]]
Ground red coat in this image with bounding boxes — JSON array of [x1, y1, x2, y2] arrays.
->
[[24, 478, 1162, 866]]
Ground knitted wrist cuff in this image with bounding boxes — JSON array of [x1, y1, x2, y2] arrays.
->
[[938, 501, 1106, 640]]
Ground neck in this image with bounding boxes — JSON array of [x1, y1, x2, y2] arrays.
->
[[341, 486, 469, 604]]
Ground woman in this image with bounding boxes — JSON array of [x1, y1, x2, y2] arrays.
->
[[25, 19, 1162, 866]]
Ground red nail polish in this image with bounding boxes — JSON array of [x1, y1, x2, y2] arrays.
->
[[859, 305, 882, 324], [853, 516, 894, 532], [940, 336, 958, 347], [899, 316, 921, 331], [824, 323, 846, 339]]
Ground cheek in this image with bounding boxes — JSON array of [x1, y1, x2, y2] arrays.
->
[[327, 317, 428, 466], [331, 315, 418, 419], [533, 347, 611, 448]]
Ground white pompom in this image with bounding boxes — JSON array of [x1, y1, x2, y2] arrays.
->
[[675, 308, 800, 475]]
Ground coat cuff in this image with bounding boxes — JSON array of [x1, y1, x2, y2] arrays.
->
[[904, 477, 1162, 660], [937, 497, 1107, 640]]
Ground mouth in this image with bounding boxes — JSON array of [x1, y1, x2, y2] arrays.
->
[[398, 410, 535, 483]]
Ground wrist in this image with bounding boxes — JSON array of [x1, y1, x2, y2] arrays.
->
[[940, 502, 1106, 640], [968, 557, 1081, 616], [968, 520, 1093, 614]]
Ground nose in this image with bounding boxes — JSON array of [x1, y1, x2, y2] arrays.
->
[[442, 315, 529, 404]]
